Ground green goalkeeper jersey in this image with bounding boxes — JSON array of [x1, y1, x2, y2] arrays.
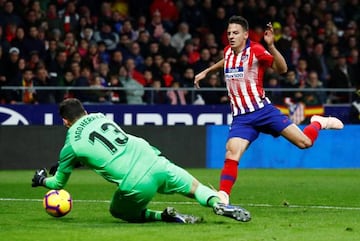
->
[[44, 113, 161, 190]]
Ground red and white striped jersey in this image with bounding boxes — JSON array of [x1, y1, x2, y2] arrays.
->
[[223, 40, 274, 116]]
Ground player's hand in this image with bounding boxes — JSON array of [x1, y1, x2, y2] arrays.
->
[[194, 72, 206, 89], [264, 22, 275, 46], [31, 168, 47, 187]]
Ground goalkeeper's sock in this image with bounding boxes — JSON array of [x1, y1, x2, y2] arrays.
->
[[303, 121, 321, 144], [194, 183, 220, 206], [219, 159, 239, 195], [144, 209, 163, 221]]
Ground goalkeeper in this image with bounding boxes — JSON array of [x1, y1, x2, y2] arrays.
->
[[31, 98, 250, 223]]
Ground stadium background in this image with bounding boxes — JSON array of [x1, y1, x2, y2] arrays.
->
[[0, 1, 359, 169]]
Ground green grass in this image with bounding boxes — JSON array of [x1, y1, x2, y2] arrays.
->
[[1, 169, 359, 241]]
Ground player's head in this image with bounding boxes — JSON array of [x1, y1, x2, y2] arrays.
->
[[59, 98, 87, 127], [228, 16, 249, 32], [227, 16, 249, 51]]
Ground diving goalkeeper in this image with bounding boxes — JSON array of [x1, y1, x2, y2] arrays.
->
[[31, 98, 250, 223]]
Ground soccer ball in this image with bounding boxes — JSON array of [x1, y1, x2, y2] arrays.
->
[[43, 189, 72, 217]]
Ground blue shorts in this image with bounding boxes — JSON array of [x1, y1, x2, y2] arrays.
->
[[228, 104, 292, 143]]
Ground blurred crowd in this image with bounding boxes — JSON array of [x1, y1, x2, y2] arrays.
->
[[0, 0, 359, 106]]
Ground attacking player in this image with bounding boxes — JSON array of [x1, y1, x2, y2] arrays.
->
[[194, 16, 344, 205], [31, 98, 251, 223]]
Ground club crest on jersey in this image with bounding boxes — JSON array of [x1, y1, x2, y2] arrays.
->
[[241, 54, 249, 61]]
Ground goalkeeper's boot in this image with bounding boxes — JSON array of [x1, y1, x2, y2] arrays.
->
[[310, 115, 344, 130], [161, 207, 203, 224], [213, 203, 251, 222]]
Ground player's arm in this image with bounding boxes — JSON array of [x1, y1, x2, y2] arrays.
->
[[194, 59, 224, 88], [263, 22, 287, 74], [32, 144, 77, 189]]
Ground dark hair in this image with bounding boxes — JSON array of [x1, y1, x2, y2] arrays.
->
[[228, 16, 249, 32], [59, 98, 86, 122]]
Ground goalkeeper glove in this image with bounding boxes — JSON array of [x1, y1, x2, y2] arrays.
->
[[31, 168, 47, 187]]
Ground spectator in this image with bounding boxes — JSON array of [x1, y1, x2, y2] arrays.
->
[[306, 41, 330, 86], [167, 81, 187, 105], [143, 69, 154, 87], [127, 41, 144, 70], [150, 53, 164, 79], [78, 38, 89, 58], [9, 67, 35, 104], [193, 48, 211, 75], [83, 41, 99, 70], [71, 62, 89, 102], [44, 39, 59, 68], [4, 47, 20, 92], [48, 50, 69, 102], [160, 61, 177, 87], [119, 65, 145, 104], [63, 70, 75, 99], [144, 79, 168, 105], [264, 72, 284, 105], [170, 22, 192, 53], [46, 3, 63, 33], [97, 41, 111, 65], [282, 69, 303, 102], [86, 73, 109, 103], [10, 26, 26, 57], [97, 1, 113, 25], [125, 57, 146, 86], [179, 0, 205, 35], [110, 10, 124, 34], [98, 62, 110, 84], [304, 71, 327, 106], [149, 0, 179, 32], [62, 1, 79, 34], [23, 25, 46, 60], [211, 6, 228, 46], [181, 40, 200, 65], [159, 32, 178, 65], [200, 73, 228, 105], [119, 19, 138, 41], [30, 0, 46, 22], [328, 54, 357, 103], [294, 58, 308, 88], [325, 45, 340, 73], [179, 67, 195, 88], [107, 74, 126, 104], [147, 10, 166, 40], [108, 50, 123, 75], [33, 66, 56, 104], [93, 21, 119, 51], [137, 30, 151, 56], [79, 25, 95, 43], [1, 1, 23, 28]]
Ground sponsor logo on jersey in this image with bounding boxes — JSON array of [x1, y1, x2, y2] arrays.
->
[[225, 67, 244, 79]]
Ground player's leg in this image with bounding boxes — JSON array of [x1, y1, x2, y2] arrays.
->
[[109, 182, 158, 223], [281, 115, 344, 149], [160, 157, 251, 222], [218, 113, 259, 201]]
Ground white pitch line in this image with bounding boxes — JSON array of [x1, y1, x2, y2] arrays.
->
[[1, 198, 360, 211]]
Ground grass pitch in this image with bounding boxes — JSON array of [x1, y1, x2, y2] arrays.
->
[[0, 169, 359, 241]]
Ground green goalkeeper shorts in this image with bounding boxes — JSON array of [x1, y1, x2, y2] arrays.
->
[[109, 155, 195, 222]]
